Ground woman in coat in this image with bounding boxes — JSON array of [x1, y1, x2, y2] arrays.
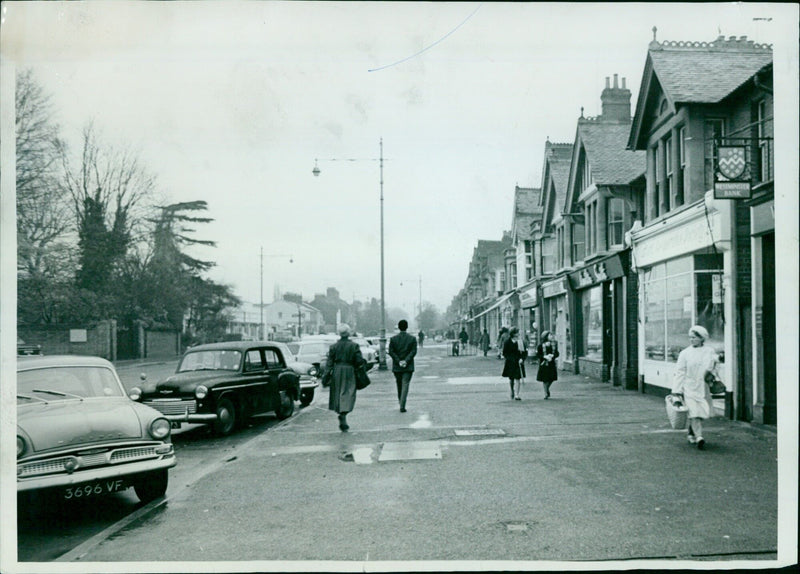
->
[[324, 323, 365, 432], [502, 327, 526, 400], [671, 325, 719, 449], [536, 330, 559, 399]]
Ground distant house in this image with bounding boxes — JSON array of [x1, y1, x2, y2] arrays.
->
[[263, 300, 324, 338]]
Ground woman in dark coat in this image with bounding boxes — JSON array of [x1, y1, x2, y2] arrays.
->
[[325, 323, 365, 431], [502, 327, 526, 400], [536, 330, 559, 399]]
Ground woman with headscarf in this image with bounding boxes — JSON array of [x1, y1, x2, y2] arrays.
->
[[536, 330, 559, 399], [671, 325, 720, 449], [502, 327, 526, 400], [325, 323, 365, 432]]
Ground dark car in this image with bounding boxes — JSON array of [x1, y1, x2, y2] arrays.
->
[[17, 338, 42, 356], [131, 341, 300, 436], [17, 355, 176, 504]]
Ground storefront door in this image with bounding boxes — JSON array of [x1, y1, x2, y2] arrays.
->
[[762, 232, 776, 425]]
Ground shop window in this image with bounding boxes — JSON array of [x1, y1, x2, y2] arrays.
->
[[695, 272, 725, 357], [644, 270, 666, 361], [582, 287, 602, 360], [607, 198, 625, 247], [665, 272, 692, 361]]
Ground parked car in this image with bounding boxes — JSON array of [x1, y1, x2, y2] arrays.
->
[[131, 341, 300, 436], [17, 338, 42, 356], [271, 341, 320, 407], [290, 335, 376, 375], [16, 355, 176, 504], [350, 336, 379, 368]]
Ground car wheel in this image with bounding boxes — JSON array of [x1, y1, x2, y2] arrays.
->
[[300, 389, 314, 407], [275, 390, 294, 420], [214, 397, 237, 436], [133, 469, 168, 504]]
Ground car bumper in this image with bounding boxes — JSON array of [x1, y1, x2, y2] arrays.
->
[[17, 451, 176, 493], [300, 378, 319, 391]]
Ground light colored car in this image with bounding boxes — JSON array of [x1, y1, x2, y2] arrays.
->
[[16, 355, 176, 504], [350, 337, 379, 367], [290, 335, 376, 374], [271, 341, 320, 407]]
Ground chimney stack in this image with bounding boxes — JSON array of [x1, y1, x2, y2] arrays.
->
[[600, 74, 632, 121]]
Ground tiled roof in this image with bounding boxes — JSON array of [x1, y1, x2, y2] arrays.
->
[[514, 186, 541, 213], [548, 144, 573, 214], [578, 119, 646, 185], [650, 37, 772, 103]]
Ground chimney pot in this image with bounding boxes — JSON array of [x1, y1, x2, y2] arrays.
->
[[605, 77, 610, 89], [613, 73, 619, 88], [622, 77, 627, 89]]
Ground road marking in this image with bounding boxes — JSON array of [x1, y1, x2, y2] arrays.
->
[[409, 413, 432, 428], [378, 441, 441, 461]]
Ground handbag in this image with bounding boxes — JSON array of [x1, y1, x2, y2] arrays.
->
[[704, 370, 726, 395], [355, 365, 371, 390]]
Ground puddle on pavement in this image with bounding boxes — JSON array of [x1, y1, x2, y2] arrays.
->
[[421, 375, 439, 379], [454, 428, 506, 436], [339, 447, 374, 464], [378, 441, 441, 462], [409, 414, 432, 429], [445, 377, 496, 385]]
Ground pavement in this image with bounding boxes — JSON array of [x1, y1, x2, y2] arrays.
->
[[73, 344, 782, 566]]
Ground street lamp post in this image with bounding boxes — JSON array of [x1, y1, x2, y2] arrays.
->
[[312, 138, 388, 370]]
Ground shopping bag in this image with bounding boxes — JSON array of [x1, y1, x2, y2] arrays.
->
[[355, 365, 371, 390], [665, 394, 689, 430]]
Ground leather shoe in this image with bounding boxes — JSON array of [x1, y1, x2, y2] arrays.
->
[[400, 408, 407, 412]]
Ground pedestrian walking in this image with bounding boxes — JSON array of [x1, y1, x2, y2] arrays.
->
[[458, 327, 469, 355], [671, 325, 720, 450], [536, 330, 559, 399], [418, 330, 425, 348], [502, 327, 527, 400], [497, 327, 509, 359], [324, 323, 365, 432], [389, 319, 418, 412], [479, 328, 491, 357]]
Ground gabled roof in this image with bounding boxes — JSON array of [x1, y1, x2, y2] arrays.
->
[[512, 186, 542, 241], [578, 119, 646, 186], [629, 34, 773, 149], [538, 141, 573, 229]]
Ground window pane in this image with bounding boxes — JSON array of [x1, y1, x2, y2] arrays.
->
[[582, 287, 603, 360], [666, 256, 692, 276], [665, 273, 692, 362], [644, 278, 666, 360], [696, 272, 725, 359]]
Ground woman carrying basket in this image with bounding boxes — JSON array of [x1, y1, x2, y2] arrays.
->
[[671, 325, 719, 450]]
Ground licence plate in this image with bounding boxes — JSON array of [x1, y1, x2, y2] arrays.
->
[[63, 479, 126, 500]]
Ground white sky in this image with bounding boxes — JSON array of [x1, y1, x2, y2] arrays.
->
[[1, 1, 796, 316]]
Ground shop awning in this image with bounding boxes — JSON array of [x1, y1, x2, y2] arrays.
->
[[466, 292, 514, 322]]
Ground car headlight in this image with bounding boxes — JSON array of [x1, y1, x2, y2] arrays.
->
[[128, 387, 142, 401], [195, 385, 208, 399], [308, 367, 318, 377], [149, 418, 171, 440], [17, 436, 26, 458]]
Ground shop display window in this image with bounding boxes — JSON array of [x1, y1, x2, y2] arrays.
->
[[582, 287, 603, 360]]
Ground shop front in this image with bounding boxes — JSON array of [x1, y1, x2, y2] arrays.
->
[[568, 252, 631, 385], [540, 277, 573, 372], [517, 281, 539, 349], [631, 193, 734, 416]]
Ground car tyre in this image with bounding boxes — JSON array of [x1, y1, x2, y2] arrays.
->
[[275, 390, 294, 420], [133, 469, 168, 504], [214, 397, 237, 436], [300, 389, 314, 407]]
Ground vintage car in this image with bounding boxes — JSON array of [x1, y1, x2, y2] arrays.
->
[[131, 341, 301, 436], [271, 341, 320, 407], [16, 355, 176, 504], [17, 338, 42, 356], [289, 335, 376, 376]]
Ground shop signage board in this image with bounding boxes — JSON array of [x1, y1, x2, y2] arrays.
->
[[542, 278, 568, 299], [714, 146, 751, 199], [518, 284, 538, 308], [568, 254, 625, 290]]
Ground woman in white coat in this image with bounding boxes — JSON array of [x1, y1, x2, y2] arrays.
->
[[671, 325, 720, 449]]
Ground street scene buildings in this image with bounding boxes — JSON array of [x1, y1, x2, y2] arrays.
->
[[448, 32, 776, 426]]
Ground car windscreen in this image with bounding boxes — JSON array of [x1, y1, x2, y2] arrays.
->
[[287, 343, 300, 355], [17, 366, 125, 400], [178, 350, 242, 372]]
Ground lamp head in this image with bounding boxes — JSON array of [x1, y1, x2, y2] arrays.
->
[[312, 160, 320, 177]]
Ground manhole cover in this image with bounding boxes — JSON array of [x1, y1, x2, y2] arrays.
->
[[378, 441, 441, 462], [454, 429, 506, 436]]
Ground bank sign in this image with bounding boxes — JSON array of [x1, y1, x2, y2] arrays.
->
[[714, 146, 751, 199]]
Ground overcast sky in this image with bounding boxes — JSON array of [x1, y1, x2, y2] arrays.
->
[[2, 2, 797, 315]]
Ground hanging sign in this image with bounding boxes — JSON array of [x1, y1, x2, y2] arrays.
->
[[714, 146, 751, 199]]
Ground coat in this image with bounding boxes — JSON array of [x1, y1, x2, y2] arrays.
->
[[501, 338, 526, 379], [479, 331, 491, 352], [536, 341, 559, 383], [389, 331, 418, 373], [671, 344, 718, 419], [325, 337, 365, 414]]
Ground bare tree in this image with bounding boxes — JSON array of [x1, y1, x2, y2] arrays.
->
[[15, 69, 70, 277], [59, 122, 156, 295]]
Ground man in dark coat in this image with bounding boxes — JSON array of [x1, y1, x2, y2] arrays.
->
[[325, 323, 365, 431], [389, 319, 418, 412]]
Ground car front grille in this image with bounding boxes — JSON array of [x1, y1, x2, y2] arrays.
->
[[18, 445, 163, 479], [143, 399, 197, 416]]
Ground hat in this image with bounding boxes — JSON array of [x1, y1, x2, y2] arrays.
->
[[689, 325, 709, 340], [337, 323, 351, 336], [541, 330, 551, 341]]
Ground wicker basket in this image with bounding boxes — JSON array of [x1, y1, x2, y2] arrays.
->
[[665, 395, 689, 430]]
